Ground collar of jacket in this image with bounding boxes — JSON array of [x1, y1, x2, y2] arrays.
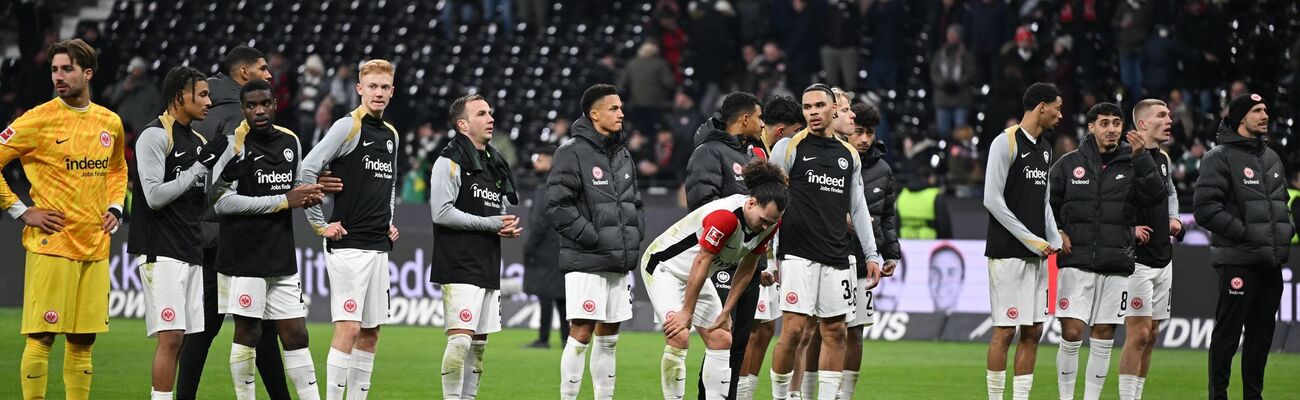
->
[[1079, 133, 1133, 164], [1215, 121, 1266, 155], [692, 116, 744, 150], [442, 132, 518, 204], [207, 73, 241, 107], [571, 116, 628, 152], [859, 141, 887, 166]]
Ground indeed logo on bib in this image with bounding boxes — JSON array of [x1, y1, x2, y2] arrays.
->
[[256, 169, 293, 190], [805, 170, 845, 193], [1023, 166, 1047, 186], [362, 155, 395, 179], [471, 183, 503, 209]]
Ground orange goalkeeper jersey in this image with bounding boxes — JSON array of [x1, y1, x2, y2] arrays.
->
[[0, 98, 128, 261]]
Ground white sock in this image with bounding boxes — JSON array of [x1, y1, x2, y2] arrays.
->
[[747, 374, 760, 400], [1012, 374, 1033, 400], [1083, 339, 1113, 400], [1056, 339, 1081, 400], [326, 348, 351, 400], [986, 370, 1005, 400], [801, 371, 818, 400], [702, 348, 732, 399], [230, 343, 257, 400], [816, 370, 841, 400], [591, 334, 619, 400], [346, 349, 374, 400], [441, 334, 471, 400], [1135, 377, 1146, 400], [560, 337, 589, 400], [461, 340, 487, 400], [1118, 374, 1138, 400], [661, 346, 688, 399], [284, 348, 321, 400], [151, 389, 174, 400], [838, 370, 859, 400], [770, 369, 793, 399], [736, 375, 755, 400]]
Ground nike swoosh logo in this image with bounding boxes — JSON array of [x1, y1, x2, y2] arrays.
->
[[244, 379, 255, 384], [801, 156, 817, 161], [202, 154, 216, 163], [1020, 152, 1031, 158], [26, 373, 46, 379], [1060, 371, 1072, 375], [675, 377, 686, 382], [442, 372, 454, 376], [1095, 375, 1106, 379], [308, 380, 316, 385], [83, 370, 93, 375], [568, 379, 581, 383], [361, 387, 369, 391], [608, 375, 616, 378], [56, 138, 69, 144], [253, 155, 265, 161], [471, 370, 483, 374], [337, 384, 346, 388], [363, 141, 375, 146], [174, 151, 186, 157]]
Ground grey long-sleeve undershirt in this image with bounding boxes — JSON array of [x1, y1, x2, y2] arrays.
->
[[209, 132, 297, 215], [983, 131, 1062, 255], [136, 126, 208, 210], [428, 156, 506, 232], [770, 136, 883, 265]]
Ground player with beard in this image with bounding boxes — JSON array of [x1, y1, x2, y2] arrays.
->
[[766, 84, 882, 400], [1117, 99, 1182, 400], [210, 79, 329, 400], [982, 82, 1064, 400]]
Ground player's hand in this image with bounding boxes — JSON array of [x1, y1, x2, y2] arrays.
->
[[20, 208, 65, 234], [1169, 218, 1183, 237], [389, 224, 400, 242], [101, 210, 120, 234], [1059, 230, 1072, 256], [708, 312, 733, 332], [760, 271, 775, 287], [286, 184, 325, 208], [323, 222, 347, 240], [882, 260, 897, 277], [864, 261, 881, 290], [319, 171, 344, 193], [498, 215, 522, 237], [663, 309, 693, 338], [1127, 130, 1146, 155], [1043, 246, 1060, 256], [1135, 225, 1153, 244], [220, 150, 254, 182], [198, 133, 228, 169]]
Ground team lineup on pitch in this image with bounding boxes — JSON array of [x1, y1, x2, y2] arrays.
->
[[0, 37, 1294, 400]]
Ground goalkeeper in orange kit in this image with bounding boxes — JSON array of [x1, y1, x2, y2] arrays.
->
[[0, 39, 128, 400]]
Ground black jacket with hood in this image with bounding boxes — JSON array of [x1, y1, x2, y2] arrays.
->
[[685, 117, 766, 210], [187, 73, 243, 249], [1049, 135, 1167, 274], [545, 117, 645, 273], [852, 142, 901, 274], [1193, 126, 1295, 268]]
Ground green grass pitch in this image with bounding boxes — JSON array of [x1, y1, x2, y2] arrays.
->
[[1, 308, 1297, 399]]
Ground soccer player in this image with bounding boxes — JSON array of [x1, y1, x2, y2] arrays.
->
[[767, 84, 882, 400], [645, 160, 786, 400], [179, 45, 290, 400], [684, 91, 767, 399], [210, 79, 327, 400], [129, 66, 230, 400], [430, 94, 521, 400], [1194, 94, 1290, 400], [1, 38, 126, 400], [299, 59, 400, 400], [1118, 99, 1182, 400], [982, 82, 1063, 400], [547, 84, 644, 400], [759, 95, 804, 150], [1048, 102, 1166, 400]]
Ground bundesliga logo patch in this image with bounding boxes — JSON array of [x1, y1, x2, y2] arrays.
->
[[0, 126, 14, 143], [704, 226, 724, 247]]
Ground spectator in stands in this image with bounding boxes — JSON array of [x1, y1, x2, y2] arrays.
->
[[620, 41, 676, 136], [931, 24, 977, 140], [517, 0, 548, 32], [821, 0, 861, 91], [266, 51, 297, 128], [1000, 26, 1043, 84], [489, 122, 519, 167], [440, 0, 476, 38], [328, 63, 359, 114], [1115, 0, 1151, 98], [667, 91, 705, 143], [687, 0, 740, 110], [400, 121, 441, 203], [1043, 36, 1078, 134], [747, 42, 791, 100], [77, 22, 118, 105], [482, 0, 514, 38], [635, 124, 688, 188], [1052, 132, 1079, 165], [1167, 89, 1194, 140], [1174, 136, 1205, 193], [771, 0, 824, 91], [539, 117, 571, 145], [303, 96, 336, 155], [946, 125, 982, 187], [864, 0, 904, 91], [1176, 0, 1226, 114], [964, 0, 1016, 85], [1221, 80, 1249, 119], [929, 0, 968, 52], [1142, 26, 1177, 102], [296, 54, 327, 137], [652, 6, 687, 82], [107, 57, 161, 135], [897, 164, 951, 239], [591, 51, 621, 87], [524, 145, 568, 348], [900, 132, 944, 188]]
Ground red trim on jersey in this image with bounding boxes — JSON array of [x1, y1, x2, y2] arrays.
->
[[698, 209, 740, 254]]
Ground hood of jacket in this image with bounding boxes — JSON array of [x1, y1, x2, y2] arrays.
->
[[571, 116, 629, 152], [207, 73, 241, 108]]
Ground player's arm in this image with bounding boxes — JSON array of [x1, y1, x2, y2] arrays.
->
[[1193, 151, 1246, 241], [546, 146, 599, 247], [1160, 151, 1184, 238], [210, 145, 290, 215], [1131, 150, 1168, 207], [983, 133, 1054, 254], [0, 114, 40, 219], [388, 128, 400, 241], [135, 126, 209, 210], [299, 118, 355, 235], [684, 147, 724, 210], [848, 152, 883, 287], [103, 119, 128, 229], [1048, 155, 1066, 225], [880, 170, 902, 260], [770, 137, 794, 174], [429, 156, 504, 232]]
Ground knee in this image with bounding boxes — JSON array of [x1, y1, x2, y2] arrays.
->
[[280, 328, 309, 350], [356, 328, 380, 348], [667, 332, 690, 350], [28, 333, 55, 346], [821, 322, 847, 344], [990, 328, 1016, 345], [1091, 326, 1116, 341], [1019, 326, 1043, 345], [569, 321, 595, 343], [66, 333, 96, 346], [1060, 326, 1084, 343], [336, 323, 361, 339]]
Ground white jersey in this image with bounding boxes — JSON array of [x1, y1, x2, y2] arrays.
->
[[640, 194, 780, 280]]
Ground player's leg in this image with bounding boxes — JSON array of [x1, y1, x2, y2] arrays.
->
[[1055, 267, 1092, 400], [442, 284, 480, 400], [841, 324, 864, 400], [20, 252, 73, 400], [771, 312, 810, 399], [461, 289, 502, 400], [1083, 323, 1116, 400], [344, 251, 389, 400], [590, 271, 633, 400], [772, 256, 818, 399], [740, 320, 774, 400], [328, 321, 361, 399], [62, 333, 97, 400], [21, 332, 55, 400], [697, 321, 734, 400], [1136, 264, 1171, 400], [646, 266, 691, 400], [798, 328, 820, 399], [725, 275, 760, 400], [1241, 268, 1283, 399], [64, 257, 110, 400], [815, 316, 848, 400], [532, 295, 556, 347], [231, 314, 264, 400], [1082, 275, 1124, 400], [142, 257, 201, 399], [562, 318, 595, 400], [346, 327, 379, 400], [986, 257, 1026, 400], [1122, 263, 1159, 400], [1057, 317, 1086, 400], [175, 251, 222, 400], [324, 248, 365, 399], [269, 274, 318, 400]]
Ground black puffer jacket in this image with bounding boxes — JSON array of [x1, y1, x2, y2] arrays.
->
[[852, 142, 901, 272], [1049, 135, 1167, 274], [685, 117, 757, 210], [545, 116, 645, 273], [1193, 127, 1294, 268], [187, 74, 243, 248]]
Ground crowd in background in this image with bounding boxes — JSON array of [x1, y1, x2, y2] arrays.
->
[[3, 0, 1300, 214]]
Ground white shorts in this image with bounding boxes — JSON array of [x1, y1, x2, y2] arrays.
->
[[217, 273, 308, 321], [1128, 262, 1173, 320], [326, 248, 391, 328], [642, 267, 722, 327], [1055, 268, 1128, 326], [565, 271, 634, 323], [778, 256, 856, 318], [847, 279, 876, 328], [988, 258, 1051, 327], [754, 282, 782, 322], [442, 283, 502, 334], [138, 256, 204, 337]]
